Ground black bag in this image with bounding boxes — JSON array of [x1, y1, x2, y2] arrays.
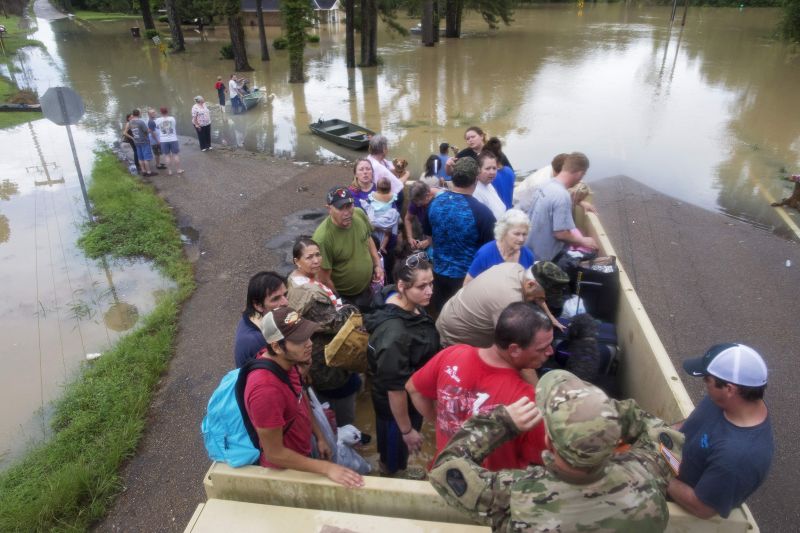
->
[[574, 256, 620, 323]]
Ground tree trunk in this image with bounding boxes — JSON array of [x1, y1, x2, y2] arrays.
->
[[257, 0, 270, 61], [421, 0, 435, 47], [360, 0, 377, 67], [165, 0, 184, 52], [228, 14, 253, 71], [445, 0, 462, 38], [283, 0, 309, 83], [140, 0, 156, 31], [345, 0, 355, 68]]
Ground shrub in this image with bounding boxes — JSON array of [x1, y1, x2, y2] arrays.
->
[[158, 15, 168, 23], [144, 29, 159, 39], [220, 43, 234, 59], [273, 36, 288, 49], [782, 0, 800, 43], [306, 33, 320, 43]]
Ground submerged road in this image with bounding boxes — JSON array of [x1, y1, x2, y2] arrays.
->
[[96, 154, 798, 531]]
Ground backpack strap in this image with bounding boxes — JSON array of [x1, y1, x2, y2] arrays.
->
[[235, 358, 302, 451]]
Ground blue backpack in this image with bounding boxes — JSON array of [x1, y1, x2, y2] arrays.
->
[[201, 358, 299, 467]]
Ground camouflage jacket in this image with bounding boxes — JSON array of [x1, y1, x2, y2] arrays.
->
[[428, 400, 684, 532]]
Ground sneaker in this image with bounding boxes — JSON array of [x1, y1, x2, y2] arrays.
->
[[201, 148, 208, 152], [177, 169, 185, 174], [156, 164, 167, 169], [207, 146, 213, 151]]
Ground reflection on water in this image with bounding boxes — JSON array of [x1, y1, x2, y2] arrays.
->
[[26, 5, 798, 236], [0, 118, 175, 469]]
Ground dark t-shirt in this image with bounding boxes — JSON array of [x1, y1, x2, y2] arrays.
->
[[424, 191, 495, 278], [456, 147, 512, 169], [129, 118, 149, 145], [233, 313, 267, 368], [678, 396, 773, 518]]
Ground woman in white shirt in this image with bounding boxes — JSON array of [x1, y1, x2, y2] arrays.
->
[[471, 151, 506, 220]]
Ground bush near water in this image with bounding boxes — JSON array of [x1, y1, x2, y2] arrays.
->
[[0, 151, 194, 531]]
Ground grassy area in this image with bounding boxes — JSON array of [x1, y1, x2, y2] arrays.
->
[[0, 151, 194, 531], [73, 10, 140, 21], [0, 15, 43, 129]]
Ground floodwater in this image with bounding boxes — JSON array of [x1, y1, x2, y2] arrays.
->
[[3, 3, 799, 467]]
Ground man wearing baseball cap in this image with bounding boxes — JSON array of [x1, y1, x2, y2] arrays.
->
[[429, 370, 684, 531], [668, 343, 773, 519], [242, 307, 364, 488], [312, 186, 384, 311]]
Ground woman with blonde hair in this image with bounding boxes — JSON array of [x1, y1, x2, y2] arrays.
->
[[464, 208, 534, 285]]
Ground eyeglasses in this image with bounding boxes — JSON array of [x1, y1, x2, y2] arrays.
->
[[404, 251, 430, 269]]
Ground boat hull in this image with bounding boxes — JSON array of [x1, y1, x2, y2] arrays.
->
[[309, 119, 374, 150]]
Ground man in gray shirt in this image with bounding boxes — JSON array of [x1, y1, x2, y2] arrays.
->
[[525, 152, 597, 261]]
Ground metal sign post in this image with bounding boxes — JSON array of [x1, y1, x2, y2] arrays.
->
[[40, 86, 92, 221]]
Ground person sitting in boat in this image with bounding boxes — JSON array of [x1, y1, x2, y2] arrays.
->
[[445, 126, 512, 176], [464, 208, 534, 285], [420, 154, 445, 188], [485, 137, 514, 209], [436, 142, 452, 184], [513, 153, 566, 213], [348, 158, 376, 208], [286, 236, 362, 427], [404, 181, 445, 252], [233, 271, 289, 368]]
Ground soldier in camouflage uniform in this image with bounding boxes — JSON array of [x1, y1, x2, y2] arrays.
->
[[428, 370, 684, 532]]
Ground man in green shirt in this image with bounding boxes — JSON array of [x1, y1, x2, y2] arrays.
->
[[312, 186, 384, 310]]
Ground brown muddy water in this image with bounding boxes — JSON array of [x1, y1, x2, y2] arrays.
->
[[2, 4, 799, 468]]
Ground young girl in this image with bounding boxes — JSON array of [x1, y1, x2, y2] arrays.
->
[[365, 177, 400, 255], [420, 154, 444, 187]]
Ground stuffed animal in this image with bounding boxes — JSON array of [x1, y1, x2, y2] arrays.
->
[[334, 424, 372, 475], [391, 158, 409, 179], [771, 174, 800, 212]]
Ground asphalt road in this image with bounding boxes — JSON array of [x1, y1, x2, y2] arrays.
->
[[590, 176, 800, 533]]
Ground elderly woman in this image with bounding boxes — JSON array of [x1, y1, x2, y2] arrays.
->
[[367, 134, 407, 198], [286, 236, 361, 426], [463, 208, 534, 285]]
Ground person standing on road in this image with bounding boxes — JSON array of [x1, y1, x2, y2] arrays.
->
[[154, 106, 184, 175], [429, 369, 685, 532], [229, 73, 242, 114], [191, 96, 212, 152], [669, 343, 773, 519], [127, 108, 155, 176], [147, 108, 166, 171]]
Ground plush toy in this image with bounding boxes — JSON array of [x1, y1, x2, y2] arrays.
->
[[334, 425, 371, 475], [771, 174, 800, 212]]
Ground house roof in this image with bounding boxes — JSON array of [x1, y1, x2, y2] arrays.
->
[[240, 0, 340, 12]]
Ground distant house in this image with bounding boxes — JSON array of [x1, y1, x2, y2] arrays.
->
[[241, 0, 342, 27]]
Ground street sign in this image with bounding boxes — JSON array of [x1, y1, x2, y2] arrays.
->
[[40, 86, 85, 126]]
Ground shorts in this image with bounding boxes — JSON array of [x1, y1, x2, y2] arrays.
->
[[151, 143, 161, 156], [161, 140, 180, 154], [135, 143, 153, 161]]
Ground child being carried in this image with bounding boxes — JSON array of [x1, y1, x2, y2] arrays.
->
[[363, 177, 400, 254]]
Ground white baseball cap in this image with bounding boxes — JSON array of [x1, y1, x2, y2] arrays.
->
[[682, 343, 768, 387]]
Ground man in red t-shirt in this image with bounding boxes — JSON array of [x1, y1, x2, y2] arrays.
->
[[244, 306, 364, 488], [406, 302, 552, 471]]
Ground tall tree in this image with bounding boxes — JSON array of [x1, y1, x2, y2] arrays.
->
[[421, 0, 435, 46], [282, 0, 313, 83], [782, 0, 800, 43], [256, 0, 270, 61], [345, 0, 355, 68], [360, 0, 378, 67], [223, 0, 253, 71], [444, 0, 515, 39], [444, 0, 462, 38], [165, 0, 185, 52], [140, 0, 156, 31]]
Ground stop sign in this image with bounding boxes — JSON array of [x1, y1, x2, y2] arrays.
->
[[40, 87, 85, 126]]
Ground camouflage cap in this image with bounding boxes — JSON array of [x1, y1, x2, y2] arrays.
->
[[536, 369, 620, 469], [531, 261, 570, 308]]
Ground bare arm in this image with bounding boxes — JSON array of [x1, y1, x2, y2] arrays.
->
[[553, 229, 597, 250], [667, 478, 718, 519], [367, 234, 384, 283], [388, 389, 423, 453], [316, 268, 336, 294], [256, 427, 363, 487], [404, 210, 417, 245], [405, 378, 436, 421]]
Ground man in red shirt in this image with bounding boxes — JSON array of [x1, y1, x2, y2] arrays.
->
[[244, 306, 364, 488], [406, 302, 551, 470]]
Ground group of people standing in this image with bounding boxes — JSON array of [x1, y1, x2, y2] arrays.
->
[[220, 124, 773, 531], [122, 107, 184, 176], [214, 73, 251, 114]]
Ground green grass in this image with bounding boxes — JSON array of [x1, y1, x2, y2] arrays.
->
[[0, 16, 43, 129], [73, 10, 140, 21], [0, 151, 194, 531], [0, 110, 42, 129]]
